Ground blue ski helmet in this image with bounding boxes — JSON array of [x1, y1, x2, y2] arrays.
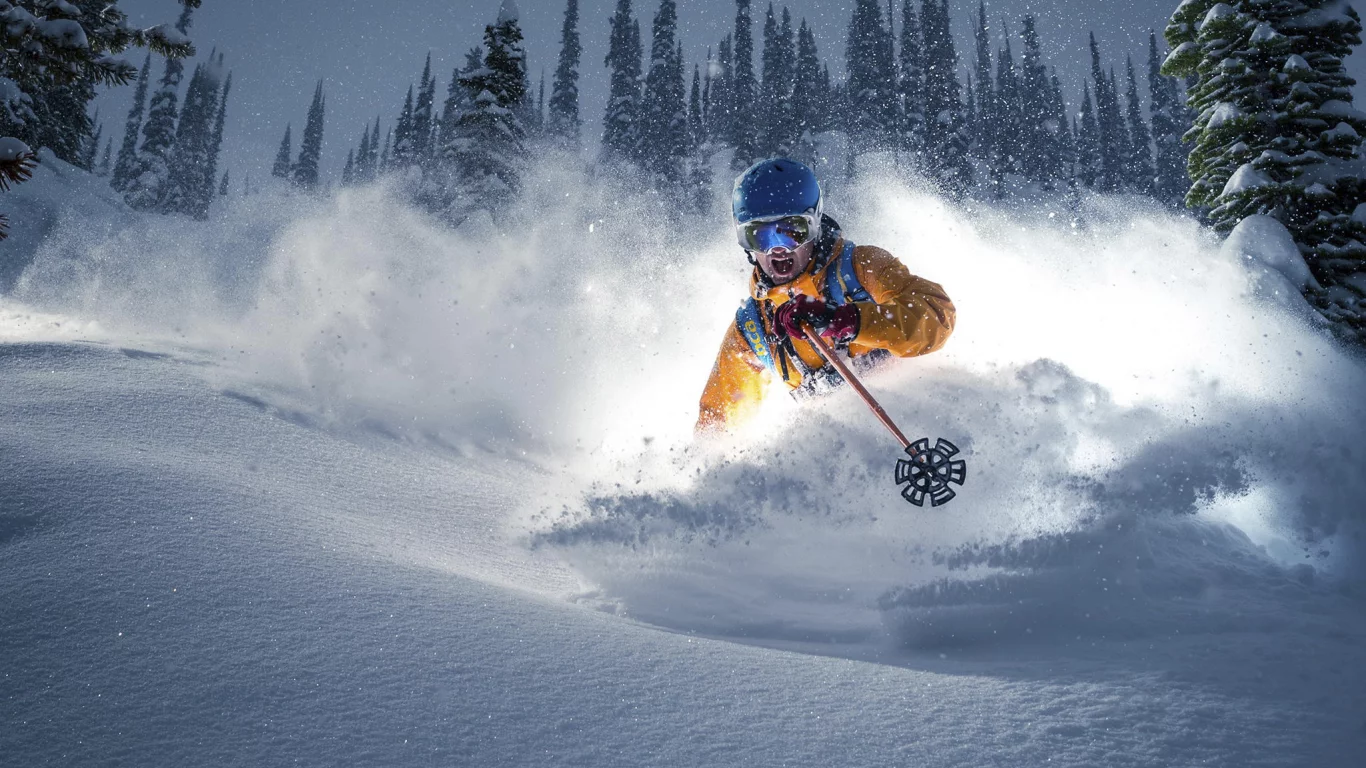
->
[[732, 158, 823, 229]]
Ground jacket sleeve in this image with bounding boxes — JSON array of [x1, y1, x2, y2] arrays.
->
[[696, 321, 769, 434], [847, 245, 956, 358]]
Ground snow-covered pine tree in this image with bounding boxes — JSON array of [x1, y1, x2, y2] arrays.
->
[[791, 18, 825, 165], [161, 60, 219, 216], [218, 169, 229, 197], [970, 3, 995, 171], [292, 81, 326, 189], [392, 86, 415, 168], [111, 54, 153, 193], [701, 46, 713, 135], [758, 4, 796, 158], [367, 116, 382, 177], [1088, 33, 1125, 192], [272, 125, 292, 179], [342, 150, 355, 186], [533, 70, 546, 137], [548, 0, 582, 146], [98, 137, 113, 176], [427, 48, 487, 211], [685, 59, 714, 214], [709, 35, 734, 147], [921, 0, 972, 194], [448, 0, 530, 222], [846, 0, 895, 160], [1148, 32, 1191, 207], [1018, 16, 1053, 188], [991, 31, 1022, 195], [1076, 82, 1101, 188], [200, 69, 230, 214], [1122, 56, 1155, 195], [730, 0, 760, 170], [0, 0, 196, 179], [354, 126, 372, 182], [897, 0, 926, 158], [689, 63, 704, 148], [125, 2, 195, 210], [380, 128, 392, 172], [80, 116, 102, 171], [637, 0, 688, 187], [412, 55, 436, 164], [1165, 0, 1366, 341], [602, 0, 643, 166], [1046, 70, 1076, 191]]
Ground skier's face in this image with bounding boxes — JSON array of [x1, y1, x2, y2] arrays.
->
[[754, 240, 814, 285]]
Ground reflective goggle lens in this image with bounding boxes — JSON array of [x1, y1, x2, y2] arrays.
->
[[738, 216, 814, 253]]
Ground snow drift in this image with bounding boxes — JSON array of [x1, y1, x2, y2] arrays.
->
[[4, 153, 1365, 655]]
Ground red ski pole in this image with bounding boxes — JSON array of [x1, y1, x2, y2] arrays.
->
[[801, 324, 966, 507]]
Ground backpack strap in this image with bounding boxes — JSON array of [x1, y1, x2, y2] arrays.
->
[[735, 298, 778, 375], [824, 239, 871, 305]]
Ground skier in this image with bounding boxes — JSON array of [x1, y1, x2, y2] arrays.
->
[[697, 158, 956, 433]]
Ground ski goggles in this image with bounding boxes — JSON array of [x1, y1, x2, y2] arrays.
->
[[736, 213, 819, 253]]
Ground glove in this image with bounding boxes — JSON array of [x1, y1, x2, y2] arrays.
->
[[774, 295, 861, 344]]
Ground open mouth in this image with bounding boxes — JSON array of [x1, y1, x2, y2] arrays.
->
[[770, 256, 795, 274]]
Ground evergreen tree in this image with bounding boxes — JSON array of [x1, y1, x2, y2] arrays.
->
[[730, 0, 760, 169], [758, 5, 799, 158], [1076, 82, 1101, 188], [342, 150, 355, 186], [200, 69, 230, 215], [392, 85, 415, 167], [354, 126, 372, 182], [1089, 33, 1125, 191], [437, 48, 484, 177], [1047, 70, 1076, 190], [1018, 16, 1052, 187], [380, 127, 392, 172], [548, 0, 582, 146], [0, 0, 199, 184], [97, 137, 113, 177], [219, 169, 229, 198], [111, 53, 153, 193], [709, 35, 734, 146], [897, 0, 926, 156], [688, 63, 705, 148], [846, 0, 896, 158], [448, 0, 530, 221], [1148, 32, 1191, 207], [685, 60, 714, 214], [1165, 0, 1366, 341], [412, 55, 437, 164], [272, 124, 292, 179], [81, 116, 102, 171], [1122, 56, 1155, 194], [602, 0, 643, 165], [992, 32, 1023, 194], [637, 0, 688, 187], [921, 0, 972, 193], [792, 19, 825, 164], [161, 61, 219, 216], [126, 3, 195, 210], [971, 3, 995, 167], [292, 80, 326, 189]]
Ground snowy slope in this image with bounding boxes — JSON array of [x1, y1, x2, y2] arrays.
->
[[3, 156, 1366, 766]]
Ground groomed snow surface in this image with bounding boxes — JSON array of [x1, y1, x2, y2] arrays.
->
[[3, 153, 1365, 766]]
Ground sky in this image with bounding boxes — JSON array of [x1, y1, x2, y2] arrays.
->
[[95, 0, 1366, 190]]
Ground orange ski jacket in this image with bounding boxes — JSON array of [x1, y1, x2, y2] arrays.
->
[[696, 238, 955, 433]]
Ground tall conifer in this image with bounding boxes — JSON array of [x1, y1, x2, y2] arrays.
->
[[548, 0, 582, 145]]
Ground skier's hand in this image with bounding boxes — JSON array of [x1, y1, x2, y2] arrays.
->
[[774, 295, 860, 344]]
